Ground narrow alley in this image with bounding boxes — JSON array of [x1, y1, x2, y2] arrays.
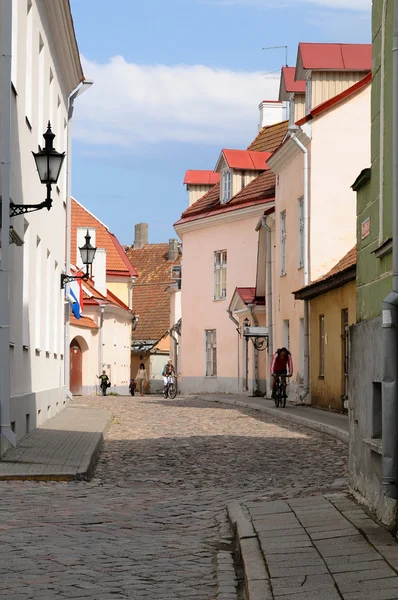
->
[[0, 396, 347, 600]]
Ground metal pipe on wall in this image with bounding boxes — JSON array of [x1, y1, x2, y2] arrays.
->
[[382, 0, 398, 500], [263, 218, 274, 397], [379, 0, 388, 245], [227, 309, 241, 392], [0, 0, 16, 448]]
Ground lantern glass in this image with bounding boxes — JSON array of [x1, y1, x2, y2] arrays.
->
[[79, 231, 97, 266]]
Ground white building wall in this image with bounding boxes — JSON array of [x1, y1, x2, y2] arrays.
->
[[3, 0, 82, 443]]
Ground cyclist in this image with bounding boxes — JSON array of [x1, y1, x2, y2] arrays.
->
[[271, 348, 293, 399], [162, 360, 175, 394], [97, 370, 109, 396]]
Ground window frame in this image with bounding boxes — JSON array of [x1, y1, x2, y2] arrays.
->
[[298, 197, 304, 269], [205, 329, 217, 377], [319, 314, 325, 378], [221, 169, 231, 204], [280, 210, 287, 276], [214, 250, 227, 301]]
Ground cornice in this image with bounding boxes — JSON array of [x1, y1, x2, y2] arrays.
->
[[44, 0, 84, 93], [175, 202, 274, 236], [268, 127, 311, 175]]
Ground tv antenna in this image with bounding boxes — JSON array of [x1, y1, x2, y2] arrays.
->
[[262, 45, 288, 67]]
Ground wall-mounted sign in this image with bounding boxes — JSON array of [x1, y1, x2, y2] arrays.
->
[[361, 217, 370, 240]]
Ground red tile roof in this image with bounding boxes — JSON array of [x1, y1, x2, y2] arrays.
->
[[280, 67, 306, 95], [184, 170, 220, 185], [125, 243, 181, 342], [70, 315, 99, 329], [221, 149, 272, 170], [69, 267, 131, 313], [296, 72, 371, 126], [71, 199, 137, 277], [294, 247, 356, 299], [297, 43, 372, 73]]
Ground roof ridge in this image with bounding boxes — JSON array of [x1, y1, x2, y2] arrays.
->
[[71, 196, 109, 231]]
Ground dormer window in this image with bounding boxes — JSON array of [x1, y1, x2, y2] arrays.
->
[[221, 169, 231, 204]]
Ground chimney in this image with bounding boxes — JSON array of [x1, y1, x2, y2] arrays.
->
[[258, 100, 286, 130], [168, 238, 179, 261], [134, 223, 148, 249], [92, 248, 107, 297]]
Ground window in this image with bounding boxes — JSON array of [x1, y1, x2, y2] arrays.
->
[[221, 169, 231, 204], [298, 197, 304, 269], [205, 330, 217, 377], [45, 250, 51, 352], [37, 34, 44, 146], [283, 319, 290, 350], [25, 0, 33, 124], [214, 250, 227, 300], [11, 0, 18, 90], [280, 211, 286, 275], [35, 237, 42, 350], [319, 315, 325, 377]]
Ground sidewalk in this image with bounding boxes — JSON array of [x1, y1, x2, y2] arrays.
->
[[191, 394, 349, 445], [228, 493, 398, 600], [0, 404, 112, 481]]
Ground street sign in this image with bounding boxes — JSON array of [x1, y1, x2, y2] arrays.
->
[[243, 326, 269, 337]]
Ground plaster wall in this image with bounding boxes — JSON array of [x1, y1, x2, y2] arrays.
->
[[107, 278, 131, 307]]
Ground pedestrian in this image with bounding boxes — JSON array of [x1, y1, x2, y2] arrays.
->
[[129, 378, 136, 396], [97, 370, 110, 396], [135, 363, 148, 397]]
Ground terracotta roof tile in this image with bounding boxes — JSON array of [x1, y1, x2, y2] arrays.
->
[[70, 315, 99, 329], [294, 247, 356, 298], [125, 243, 181, 341], [247, 120, 288, 152], [71, 199, 137, 277]]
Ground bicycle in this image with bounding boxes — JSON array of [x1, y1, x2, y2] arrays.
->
[[274, 375, 289, 408], [163, 375, 177, 399]]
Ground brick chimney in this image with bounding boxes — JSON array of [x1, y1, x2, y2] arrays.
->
[[168, 238, 179, 261], [134, 223, 148, 249]]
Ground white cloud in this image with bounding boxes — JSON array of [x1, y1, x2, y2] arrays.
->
[[73, 56, 280, 149]]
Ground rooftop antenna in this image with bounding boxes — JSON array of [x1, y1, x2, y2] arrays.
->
[[262, 45, 288, 67]]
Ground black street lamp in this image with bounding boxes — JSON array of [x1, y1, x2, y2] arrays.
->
[[61, 230, 97, 289], [10, 122, 65, 217]]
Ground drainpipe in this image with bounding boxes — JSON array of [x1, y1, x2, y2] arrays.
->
[[169, 327, 179, 381], [98, 304, 105, 394], [0, 0, 16, 448], [382, 0, 398, 500], [64, 80, 93, 394], [259, 217, 274, 397], [289, 127, 310, 402], [379, 0, 388, 246], [227, 309, 241, 393]]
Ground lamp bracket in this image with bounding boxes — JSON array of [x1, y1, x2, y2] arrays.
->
[[61, 272, 89, 289], [10, 199, 52, 218]]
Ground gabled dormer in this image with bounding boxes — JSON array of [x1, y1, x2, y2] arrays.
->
[[295, 43, 372, 115], [183, 170, 220, 207], [279, 66, 306, 125], [215, 149, 271, 204]]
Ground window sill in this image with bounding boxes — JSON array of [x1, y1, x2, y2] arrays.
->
[[23, 345, 29, 352], [372, 238, 392, 259], [280, 272, 287, 277], [25, 116, 32, 131], [213, 297, 227, 302], [363, 438, 382, 455], [205, 375, 217, 378], [318, 375, 324, 380]]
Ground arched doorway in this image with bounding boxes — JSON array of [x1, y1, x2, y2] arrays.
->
[[70, 338, 83, 395]]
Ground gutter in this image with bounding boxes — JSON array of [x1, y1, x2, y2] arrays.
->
[[248, 303, 259, 395], [98, 304, 105, 392], [382, 0, 398, 500], [379, 0, 388, 245], [0, 0, 16, 448], [227, 309, 241, 393], [288, 127, 310, 403]]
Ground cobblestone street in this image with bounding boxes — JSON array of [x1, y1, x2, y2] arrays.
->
[[0, 395, 348, 599]]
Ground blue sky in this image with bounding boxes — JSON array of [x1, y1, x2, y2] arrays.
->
[[70, 0, 371, 245]]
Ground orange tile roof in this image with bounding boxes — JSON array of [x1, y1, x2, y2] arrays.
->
[[125, 243, 181, 341], [184, 170, 220, 185], [247, 120, 288, 153], [294, 247, 356, 299], [297, 43, 372, 72], [280, 67, 306, 96], [71, 199, 137, 277], [221, 149, 272, 170], [70, 315, 99, 329]]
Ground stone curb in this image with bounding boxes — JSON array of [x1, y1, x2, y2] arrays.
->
[[75, 410, 113, 482], [227, 502, 273, 600], [196, 396, 349, 446]]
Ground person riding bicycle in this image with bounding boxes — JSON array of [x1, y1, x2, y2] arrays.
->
[[97, 370, 109, 396], [271, 348, 293, 399], [162, 360, 175, 393]]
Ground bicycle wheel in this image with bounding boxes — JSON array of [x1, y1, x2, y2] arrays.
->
[[168, 383, 177, 399], [163, 386, 168, 399], [281, 388, 286, 408], [275, 387, 280, 408]]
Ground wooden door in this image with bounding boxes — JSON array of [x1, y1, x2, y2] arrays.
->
[[70, 339, 82, 395]]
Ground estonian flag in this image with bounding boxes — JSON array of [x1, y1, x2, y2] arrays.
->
[[69, 279, 84, 319]]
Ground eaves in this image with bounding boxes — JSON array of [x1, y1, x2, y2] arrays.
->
[[268, 127, 311, 175], [293, 267, 356, 301], [175, 201, 274, 236]]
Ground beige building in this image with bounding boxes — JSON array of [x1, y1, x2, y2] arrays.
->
[[294, 248, 356, 412]]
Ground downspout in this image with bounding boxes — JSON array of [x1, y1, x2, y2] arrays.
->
[[382, 0, 398, 500], [64, 80, 93, 395], [227, 309, 241, 393], [0, 0, 16, 447], [98, 304, 105, 394], [289, 128, 310, 403], [169, 327, 179, 381], [379, 0, 388, 246], [264, 218, 274, 397]]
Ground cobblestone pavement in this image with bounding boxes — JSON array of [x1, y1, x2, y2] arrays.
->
[[0, 395, 348, 599]]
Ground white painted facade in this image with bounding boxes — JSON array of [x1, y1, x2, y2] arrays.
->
[[1, 0, 83, 448]]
